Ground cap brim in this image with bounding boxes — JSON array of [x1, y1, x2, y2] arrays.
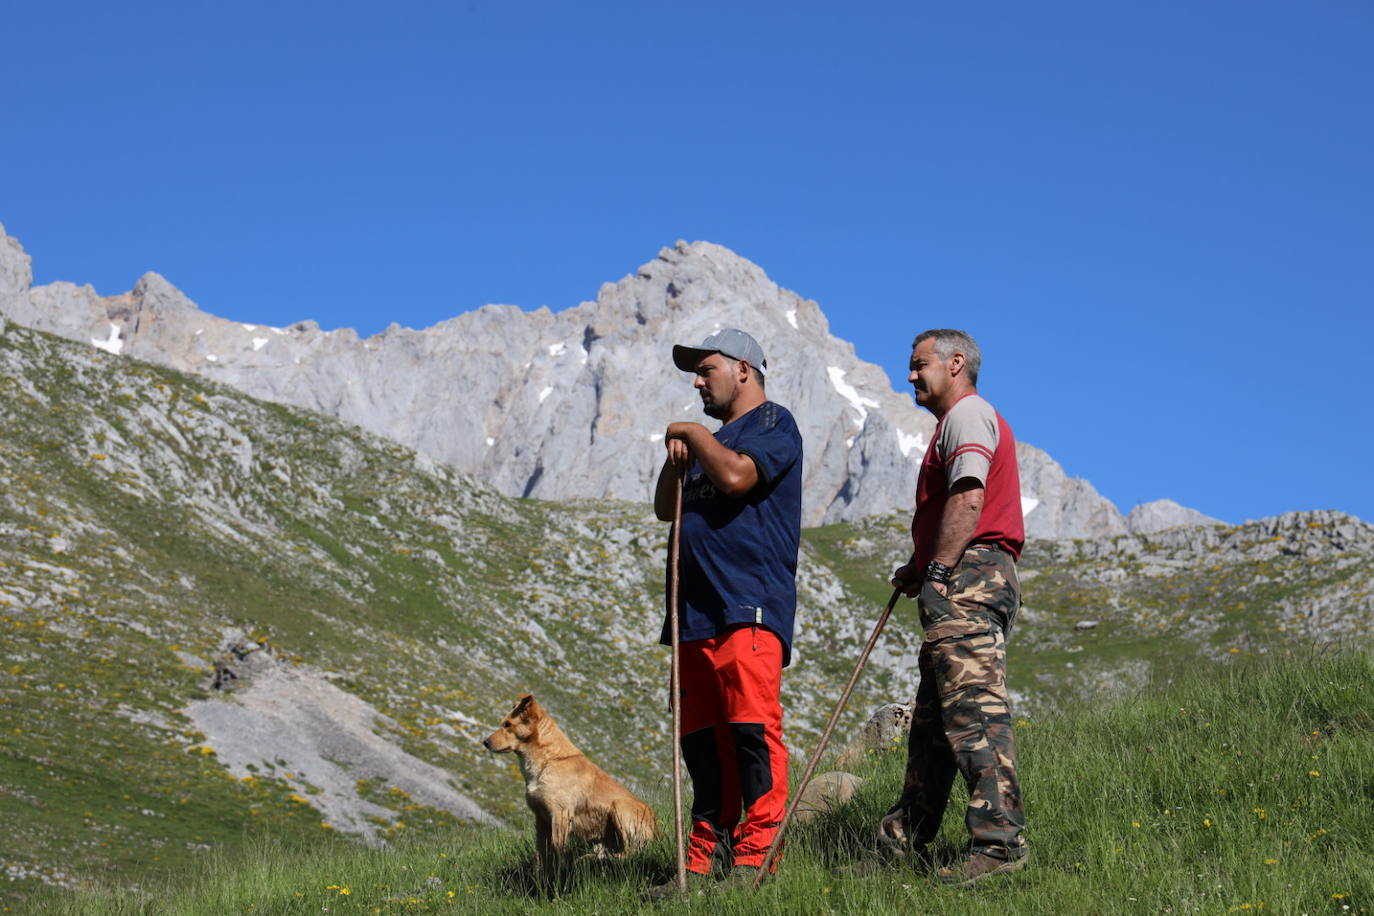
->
[[672, 345, 716, 372]]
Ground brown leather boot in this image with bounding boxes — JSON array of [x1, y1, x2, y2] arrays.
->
[[935, 846, 1029, 886]]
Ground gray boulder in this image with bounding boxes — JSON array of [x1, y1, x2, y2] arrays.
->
[[835, 701, 913, 769], [793, 771, 865, 823]]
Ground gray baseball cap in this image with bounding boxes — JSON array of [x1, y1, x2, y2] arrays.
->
[[672, 328, 768, 375]]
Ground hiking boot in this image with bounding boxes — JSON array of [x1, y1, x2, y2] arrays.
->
[[642, 870, 714, 901], [935, 847, 1029, 886], [720, 864, 767, 891]]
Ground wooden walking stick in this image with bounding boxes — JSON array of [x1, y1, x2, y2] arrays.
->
[[668, 476, 687, 893], [753, 587, 904, 889]]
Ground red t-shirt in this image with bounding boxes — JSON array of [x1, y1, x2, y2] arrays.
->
[[911, 392, 1025, 571]]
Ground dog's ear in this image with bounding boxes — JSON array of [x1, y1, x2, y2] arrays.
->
[[513, 694, 534, 717]]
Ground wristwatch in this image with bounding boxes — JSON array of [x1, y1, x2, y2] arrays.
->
[[924, 560, 953, 586]]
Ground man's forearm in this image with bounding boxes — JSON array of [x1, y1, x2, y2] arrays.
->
[[667, 423, 758, 496], [931, 486, 984, 568]]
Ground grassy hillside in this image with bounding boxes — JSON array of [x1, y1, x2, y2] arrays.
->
[[2, 319, 1370, 908], [0, 322, 917, 905], [805, 508, 1374, 712], [36, 649, 1374, 914]]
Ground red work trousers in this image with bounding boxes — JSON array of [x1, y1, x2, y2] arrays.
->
[[677, 623, 788, 874]]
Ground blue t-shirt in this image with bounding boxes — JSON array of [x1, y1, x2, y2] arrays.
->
[[660, 401, 803, 666]]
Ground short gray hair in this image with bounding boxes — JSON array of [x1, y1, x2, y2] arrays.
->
[[913, 329, 981, 384]]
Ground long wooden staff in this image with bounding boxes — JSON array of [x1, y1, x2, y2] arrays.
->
[[753, 587, 904, 889], [669, 477, 687, 893]]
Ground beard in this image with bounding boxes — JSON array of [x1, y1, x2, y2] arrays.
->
[[701, 382, 736, 420]]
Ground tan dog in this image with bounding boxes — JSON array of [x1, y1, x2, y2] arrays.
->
[[483, 694, 656, 875]]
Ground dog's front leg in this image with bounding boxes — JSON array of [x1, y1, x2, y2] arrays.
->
[[534, 809, 555, 876], [546, 809, 572, 877]]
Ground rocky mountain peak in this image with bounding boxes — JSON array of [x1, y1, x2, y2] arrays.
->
[[0, 223, 1186, 536], [0, 223, 33, 304], [1126, 498, 1223, 535]]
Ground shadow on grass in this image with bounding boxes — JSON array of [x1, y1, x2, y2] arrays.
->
[[483, 849, 668, 901]]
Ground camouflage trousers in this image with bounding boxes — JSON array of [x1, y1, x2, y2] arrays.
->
[[880, 545, 1026, 860]]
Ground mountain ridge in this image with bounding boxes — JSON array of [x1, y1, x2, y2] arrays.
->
[[0, 223, 1201, 537]]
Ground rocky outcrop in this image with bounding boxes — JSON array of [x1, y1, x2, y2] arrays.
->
[[0, 221, 1165, 536], [186, 635, 497, 841], [835, 702, 913, 769], [1126, 498, 1223, 534]]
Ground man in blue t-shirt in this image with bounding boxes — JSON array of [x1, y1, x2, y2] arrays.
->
[[646, 328, 803, 896]]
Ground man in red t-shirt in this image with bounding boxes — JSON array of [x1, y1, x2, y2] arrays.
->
[[879, 328, 1029, 886]]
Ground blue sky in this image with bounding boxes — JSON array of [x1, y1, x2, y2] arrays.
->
[[4, 1, 1372, 525]]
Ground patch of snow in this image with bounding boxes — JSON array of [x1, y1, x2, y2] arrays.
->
[[1021, 496, 1040, 517], [547, 342, 567, 357], [538, 386, 553, 403], [241, 324, 257, 331], [845, 437, 855, 448], [896, 429, 925, 458], [205, 354, 218, 362], [272, 327, 285, 335], [252, 337, 269, 351], [785, 309, 798, 329], [649, 433, 664, 442], [195, 329, 204, 336], [91, 323, 124, 355], [827, 367, 880, 424], [485, 437, 494, 447]]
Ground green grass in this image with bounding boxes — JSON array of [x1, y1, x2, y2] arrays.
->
[[29, 649, 1374, 915]]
